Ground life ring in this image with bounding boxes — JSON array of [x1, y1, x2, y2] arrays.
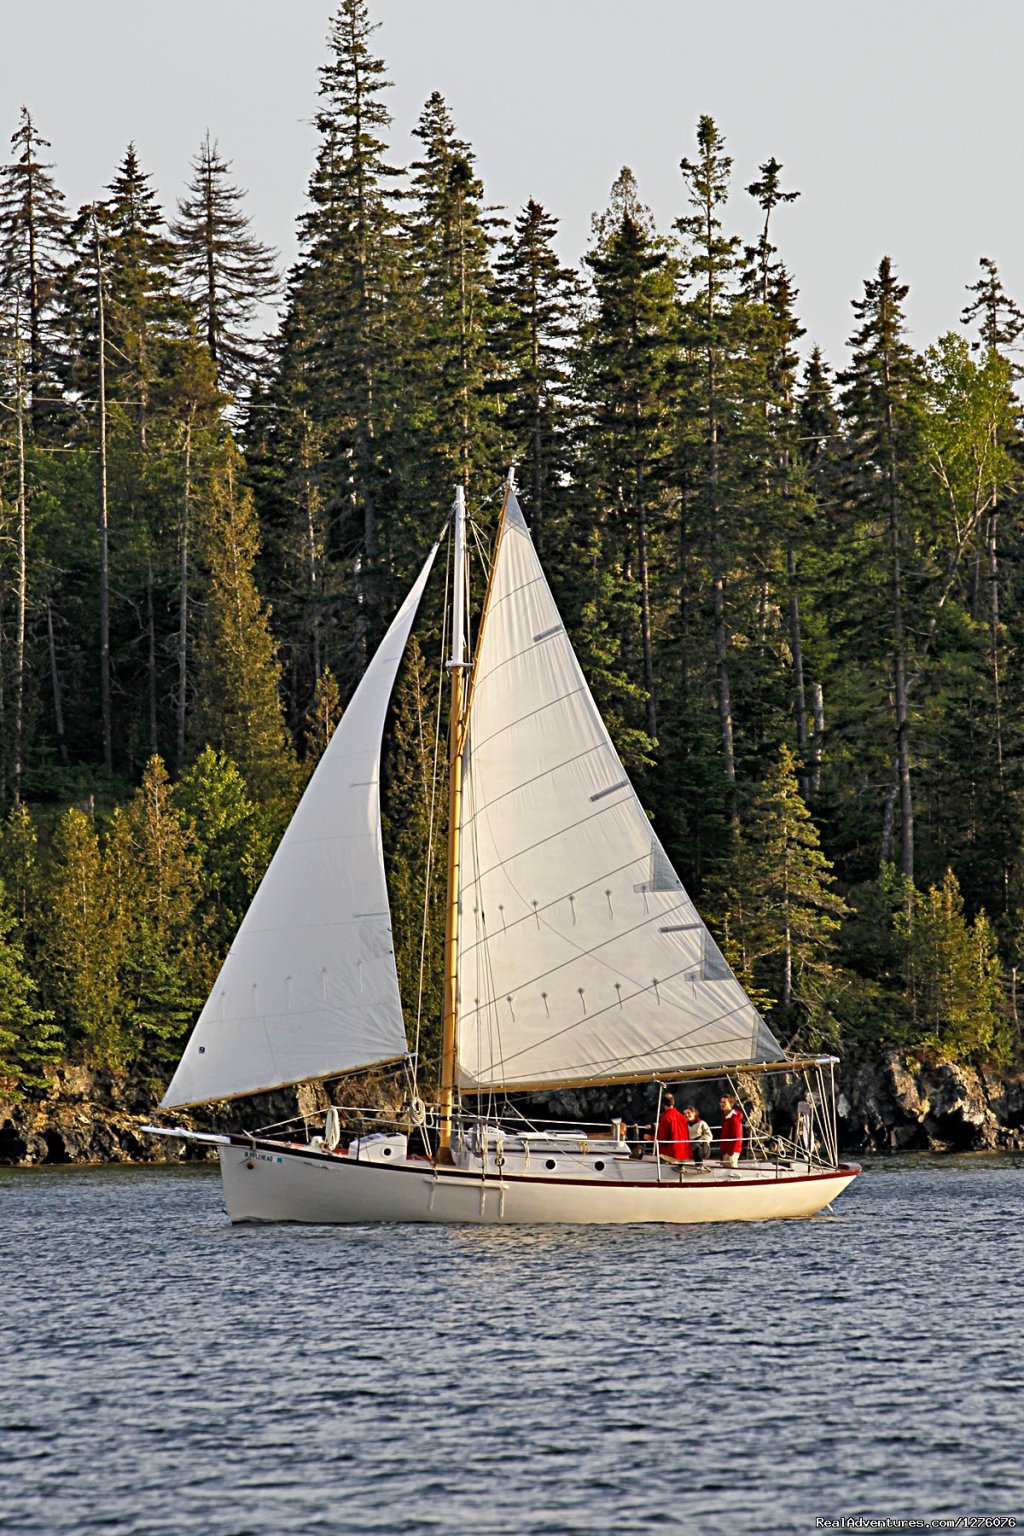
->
[[324, 1106, 341, 1151]]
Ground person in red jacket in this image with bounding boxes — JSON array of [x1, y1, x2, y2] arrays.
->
[[719, 1093, 744, 1166], [656, 1093, 691, 1160]]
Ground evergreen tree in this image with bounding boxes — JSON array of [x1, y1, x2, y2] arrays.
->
[[106, 756, 210, 1065], [895, 868, 1007, 1061], [491, 200, 577, 552], [171, 132, 279, 401], [0, 874, 57, 1092], [252, 0, 411, 702], [41, 807, 125, 1064], [710, 745, 849, 1038], [191, 446, 298, 811], [66, 145, 185, 435], [405, 90, 503, 501], [303, 665, 341, 769], [836, 257, 927, 880], [0, 107, 68, 432], [578, 188, 678, 741], [961, 256, 1024, 362], [0, 802, 41, 936], [743, 155, 799, 305], [176, 745, 271, 953], [676, 116, 745, 818], [380, 635, 445, 1069]]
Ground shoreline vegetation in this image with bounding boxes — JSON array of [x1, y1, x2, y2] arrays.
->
[[2, 2, 1024, 1124]]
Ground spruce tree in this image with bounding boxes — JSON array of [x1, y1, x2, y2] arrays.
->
[[171, 132, 279, 402], [380, 635, 444, 1071], [303, 665, 341, 769]]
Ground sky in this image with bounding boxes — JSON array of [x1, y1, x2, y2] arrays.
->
[[2, 0, 1022, 366]]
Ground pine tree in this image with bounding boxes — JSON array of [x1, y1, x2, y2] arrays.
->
[[171, 132, 279, 402], [895, 868, 1007, 1062], [176, 745, 271, 953], [710, 745, 849, 1038], [107, 755, 210, 1065], [676, 116, 745, 818], [578, 187, 678, 741], [303, 665, 341, 769], [252, 0, 411, 700], [0, 107, 68, 433], [491, 200, 577, 552], [41, 807, 125, 1064], [0, 874, 57, 1093], [191, 446, 298, 811], [837, 257, 927, 879], [406, 90, 503, 501], [380, 635, 444, 1071]]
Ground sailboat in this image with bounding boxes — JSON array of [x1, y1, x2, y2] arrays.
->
[[148, 481, 860, 1223]]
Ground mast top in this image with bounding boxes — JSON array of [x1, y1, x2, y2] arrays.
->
[[449, 484, 467, 670]]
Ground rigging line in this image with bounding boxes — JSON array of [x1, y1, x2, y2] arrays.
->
[[413, 532, 453, 1078]]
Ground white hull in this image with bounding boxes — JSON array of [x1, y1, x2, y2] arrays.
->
[[218, 1140, 859, 1225]]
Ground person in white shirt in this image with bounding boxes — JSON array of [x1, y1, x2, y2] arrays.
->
[[683, 1105, 712, 1167]]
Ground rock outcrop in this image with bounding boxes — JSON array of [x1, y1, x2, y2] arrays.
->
[[2, 1050, 1023, 1165]]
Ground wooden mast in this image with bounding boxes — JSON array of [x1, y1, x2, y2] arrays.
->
[[438, 485, 468, 1156], [438, 475, 513, 1156]]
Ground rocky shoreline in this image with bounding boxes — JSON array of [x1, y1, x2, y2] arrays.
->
[[2, 1050, 1023, 1167]]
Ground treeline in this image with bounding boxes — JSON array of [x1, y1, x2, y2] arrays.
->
[[0, 0, 1019, 1095]]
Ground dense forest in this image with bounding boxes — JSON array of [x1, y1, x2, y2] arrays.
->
[[0, 0, 1020, 1101]]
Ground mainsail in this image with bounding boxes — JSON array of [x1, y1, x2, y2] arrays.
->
[[161, 544, 438, 1109], [456, 494, 784, 1092]]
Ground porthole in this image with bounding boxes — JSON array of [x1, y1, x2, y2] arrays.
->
[[382, 1146, 393, 1157], [594, 1160, 606, 1171], [545, 1158, 557, 1170]]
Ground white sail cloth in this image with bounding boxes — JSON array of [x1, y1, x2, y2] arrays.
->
[[161, 546, 438, 1108], [456, 495, 784, 1092]]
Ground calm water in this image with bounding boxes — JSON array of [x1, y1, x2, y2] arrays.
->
[[2, 1157, 1022, 1536]]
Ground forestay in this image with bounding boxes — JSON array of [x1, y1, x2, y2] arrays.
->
[[161, 544, 439, 1109], [456, 494, 784, 1092]]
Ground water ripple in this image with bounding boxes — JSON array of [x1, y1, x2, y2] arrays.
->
[[2, 1158, 1023, 1534]]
